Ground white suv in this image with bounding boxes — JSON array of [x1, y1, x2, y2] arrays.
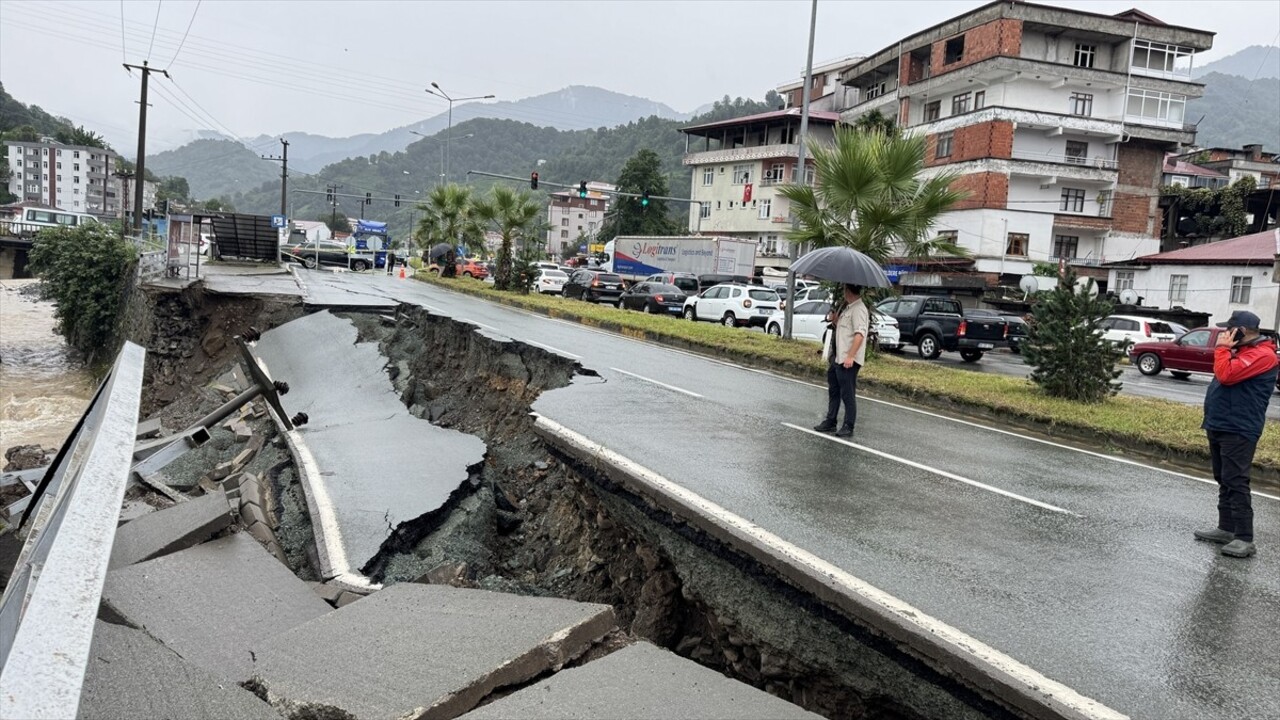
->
[[1099, 315, 1177, 352], [684, 283, 780, 328]]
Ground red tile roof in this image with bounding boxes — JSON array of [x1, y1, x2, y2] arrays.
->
[[1164, 154, 1227, 178], [1132, 230, 1280, 265], [681, 108, 842, 134]]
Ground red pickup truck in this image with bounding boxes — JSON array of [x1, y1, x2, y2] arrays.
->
[[1130, 327, 1280, 388]]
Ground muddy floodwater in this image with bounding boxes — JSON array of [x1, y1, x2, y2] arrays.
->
[[0, 279, 96, 459]]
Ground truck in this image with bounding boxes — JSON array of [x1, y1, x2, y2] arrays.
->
[[874, 295, 1008, 362], [349, 220, 392, 269], [603, 236, 757, 286]]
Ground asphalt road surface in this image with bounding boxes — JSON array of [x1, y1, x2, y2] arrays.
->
[[296, 270, 1280, 719]]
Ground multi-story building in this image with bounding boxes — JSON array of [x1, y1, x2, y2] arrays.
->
[[680, 108, 839, 265], [3, 139, 120, 218], [546, 181, 613, 257], [777, 56, 865, 113], [1162, 153, 1228, 189], [1174, 144, 1280, 189], [839, 0, 1214, 287]]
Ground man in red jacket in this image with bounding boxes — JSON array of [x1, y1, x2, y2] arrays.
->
[[1195, 310, 1279, 558]]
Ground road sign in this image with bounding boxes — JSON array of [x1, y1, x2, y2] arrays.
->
[[270, 214, 287, 229]]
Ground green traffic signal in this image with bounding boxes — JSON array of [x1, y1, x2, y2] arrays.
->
[[641, 191, 650, 207]]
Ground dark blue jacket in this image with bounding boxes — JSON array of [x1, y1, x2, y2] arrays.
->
[[1203, 337, 1279, 441]]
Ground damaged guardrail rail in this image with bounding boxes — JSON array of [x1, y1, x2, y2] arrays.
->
[[0, 342, 146, 719]]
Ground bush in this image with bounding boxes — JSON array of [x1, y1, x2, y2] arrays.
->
[[1022, 266, 1121, 403], [27, 223, 137, 364], [407, 256, 423, 270]]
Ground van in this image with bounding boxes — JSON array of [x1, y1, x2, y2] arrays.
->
[[643, 272, 700, 297]]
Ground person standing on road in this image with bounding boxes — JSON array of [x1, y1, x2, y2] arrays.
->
[[1195, 310, 1278, 558], [814, 284, 870, 438]]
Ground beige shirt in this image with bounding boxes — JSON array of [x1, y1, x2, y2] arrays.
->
[[835, 299, 870, 366]]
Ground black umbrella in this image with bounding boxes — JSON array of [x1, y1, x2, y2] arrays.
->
[[789, 246, 890, 289], [427, 243, 454, 260]]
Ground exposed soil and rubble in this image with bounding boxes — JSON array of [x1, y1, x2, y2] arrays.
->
[[111, 293, 1017, 720]]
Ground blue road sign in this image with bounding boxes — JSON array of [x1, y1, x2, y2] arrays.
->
[[579, 245, 587, 253], [270, 214, 287, 229]]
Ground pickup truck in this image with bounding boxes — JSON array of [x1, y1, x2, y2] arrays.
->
[[875, 295, 1007, 362]]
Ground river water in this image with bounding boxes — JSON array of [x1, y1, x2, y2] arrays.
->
[[0, 280, 96, 461]]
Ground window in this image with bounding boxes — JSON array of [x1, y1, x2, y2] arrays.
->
[[804, 166, 815, 185], [578, 213, 583, 219], [1065, 141, 1088, 164], [73, 163, 79, 171], [1230, 276, 1252, 304], [1070, 92, 1093, 117], [589, 199, 598, 207], [1126, 89, 1187, 124], [73, 176, 80, 184], [1181, 330, 1210, 347], [1168, 274, 1188, 303], [702, 167, 714, 186], [1131, 40, 1192, 78], [56, 175, 62, 182], [1060, 188, 1086, 212], [944, 36, 965, 64], [56, 162, 62, 169], [951, 92, 971, 115], [1005, 233, 1029, 256], [732, 165, 752, 184], [766, 162, 786, 184], [974, 91, 985, 110], [561, 218, 568, 227], [699, 202, 711, 219], [588, 221, 596, 232], [1053, 235, 1079, 259], [56, 149, 61, 156], [761, 235, 779, 254], [1097, 190, 1113, 216], [560, 230, 568, 239], [1114, 271, 1135, 291], [758, 198, 771, 219], [936, 132, 954, 159], [1073, 43, 1096, 69]]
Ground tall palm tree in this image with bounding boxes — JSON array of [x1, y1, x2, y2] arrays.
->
[[778, 127, 968, 265], [416, 184, 483, 256], [473, 185, 541, 291]]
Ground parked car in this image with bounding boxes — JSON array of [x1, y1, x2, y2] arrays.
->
[[643, 272, 701, 298], [457, 259, 488, 279], [871, 310, 902, 350], [535, 268, 568, 294], [964, 308, 1029, 353], [683, 283, 780, 328], [780, 285, 831, 310], [283, 240, 371, 272], [697, 273, 752, 292], [1130, 326, 1280, 390], [1099, 314, 1176, 352], [764, 302, 901, 350], [875, 295, 1006, 361], [564, 269, 626, 304], [619, 282, 687, 314]]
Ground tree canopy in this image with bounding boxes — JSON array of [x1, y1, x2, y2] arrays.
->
[[1022, 267, 1122, 403], [598, 149, 682, 242]]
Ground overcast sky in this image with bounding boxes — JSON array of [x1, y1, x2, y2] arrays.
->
[[1, 0, 1277, 151]]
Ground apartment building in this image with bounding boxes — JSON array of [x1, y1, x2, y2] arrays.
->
[[777, 56, 865, 113], [545, 181, 613, 256], [680, 108, 839, 265], [839, 0, 1214, 286], [1174, 144, 1280, 189], [4, 139, 121, 218]]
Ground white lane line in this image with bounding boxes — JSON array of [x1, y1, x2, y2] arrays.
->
[[523, 339, 582, 360], [610, 367, 704, 398], [783, 422, 1081, 516], [535, 416, 1126, 720]]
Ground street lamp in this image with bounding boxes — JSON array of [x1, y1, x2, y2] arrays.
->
[[425, 83, 493, 183], [409, 130, 477, 187]]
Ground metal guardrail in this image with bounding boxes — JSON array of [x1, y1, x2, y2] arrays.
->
[[0, 342, 145, 720]]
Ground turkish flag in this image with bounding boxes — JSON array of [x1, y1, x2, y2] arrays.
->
[[743, 184, 753, 203]]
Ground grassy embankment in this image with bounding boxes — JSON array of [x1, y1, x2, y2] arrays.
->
[[413, 273, 1280, 472]]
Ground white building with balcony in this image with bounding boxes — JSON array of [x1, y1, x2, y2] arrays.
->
[[4, 139, 120, 218], [680, 109, 839, 267], [776, 56, 865, 113], [839, 0, 1213, 289], [545, 181, 613, 257]]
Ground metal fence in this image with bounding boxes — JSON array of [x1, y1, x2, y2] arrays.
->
[[0, 343, 145, 719]]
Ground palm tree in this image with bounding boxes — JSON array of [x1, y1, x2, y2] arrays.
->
[[473, 185, 541, 291], [416, 184, 483, 256], [777, 127, 968, 265]]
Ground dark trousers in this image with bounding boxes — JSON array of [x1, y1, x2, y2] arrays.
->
[[1207, 429, 1256, 542], [824, 362, 860, 430]]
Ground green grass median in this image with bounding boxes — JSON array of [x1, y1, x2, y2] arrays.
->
[[412, 273, 1280, 473]]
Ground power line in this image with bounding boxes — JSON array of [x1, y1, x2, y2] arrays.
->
[[167, 0, 201, 69], [145, 0, 162, 62]]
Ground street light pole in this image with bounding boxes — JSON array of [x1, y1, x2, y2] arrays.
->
[[425, 83, 494, 184], [784, 0, 818, 341], [409, 131, 477, 189]]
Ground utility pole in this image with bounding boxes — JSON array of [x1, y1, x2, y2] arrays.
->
[[326, 183, 343, 228], [261, 139, 290, 216], [123, 60, 169, 232], [783, 0, 818, 340]]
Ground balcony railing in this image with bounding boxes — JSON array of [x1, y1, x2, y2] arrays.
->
[[1011, 150, 1119, 169]]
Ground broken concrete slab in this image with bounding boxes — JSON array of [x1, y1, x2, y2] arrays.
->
[[135, 417, 164, 439], [459, 642, 821, 720], [78, 621, 280, 720], [249, 583, 615, 720], [101, 533, 331, 682], [109, 488, 233, 569]]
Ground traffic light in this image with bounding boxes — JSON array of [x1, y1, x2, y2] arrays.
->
[[578, 181, 588, 199], [394, 194, 401, 207], [326, 187, 334, 203], [530, 172, 539, 190], [641, 191, 650, 208], [365, 192, 372, 205]]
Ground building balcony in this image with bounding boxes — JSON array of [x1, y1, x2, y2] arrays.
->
[[1010, 150, 1118, 170], [1008, 159, 1117, 186], [844, 88, 899, 117], [1053, 213, 1114, 230], [683, 144, 802, 166]]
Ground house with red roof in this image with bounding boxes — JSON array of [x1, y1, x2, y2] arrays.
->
[[1106, 229, 1280, 328]]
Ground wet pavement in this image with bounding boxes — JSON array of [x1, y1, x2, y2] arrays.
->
[[273, 271, 1280, 720]]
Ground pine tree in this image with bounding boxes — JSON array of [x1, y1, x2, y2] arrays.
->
[[1022, 266, 1122, 402]]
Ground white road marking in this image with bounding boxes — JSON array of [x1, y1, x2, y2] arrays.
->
[[783, 423, 1080, 516], [610, 367, 704, 398], [415, 283, 1280, 502], [522, 339, 582, 360], [536, 416, 1126, 720]]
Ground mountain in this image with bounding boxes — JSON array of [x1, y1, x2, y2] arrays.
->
[[250, 86, 689, 173], [1187, 71, 1280, 152], [146, 138, 280, 202], [0, 82, 78, 139], [1192, 45, 1279, 80]]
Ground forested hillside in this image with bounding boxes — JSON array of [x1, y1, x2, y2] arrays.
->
[[147, 139, 280, 202]]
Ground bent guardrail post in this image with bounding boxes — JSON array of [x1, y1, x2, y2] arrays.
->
[[0, 342, 145, 720]]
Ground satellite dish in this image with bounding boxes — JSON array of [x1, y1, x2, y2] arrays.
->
[[1119, 289, 1139, 305], [1018, 275, 1039, 295], [1079, 279, 1099, 298]]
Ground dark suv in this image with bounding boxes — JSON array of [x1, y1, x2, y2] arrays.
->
[[564, 270, 626, 304]]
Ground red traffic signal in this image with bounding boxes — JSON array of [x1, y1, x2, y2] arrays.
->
[[530, 172, 539, 190]]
